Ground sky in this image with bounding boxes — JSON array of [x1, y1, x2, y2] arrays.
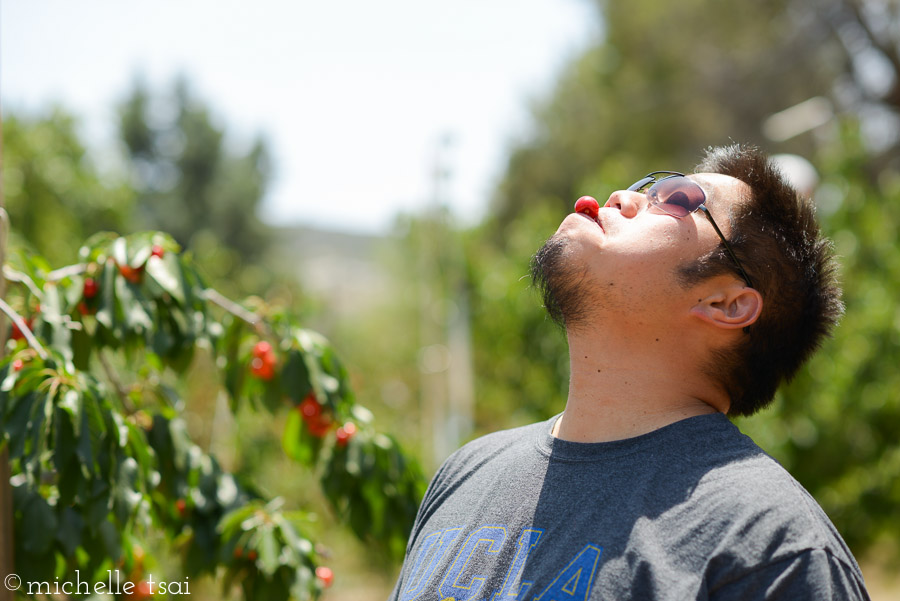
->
[[1, 0, 599, 234]]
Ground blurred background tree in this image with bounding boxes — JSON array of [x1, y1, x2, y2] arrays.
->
[[2, 110, 135, 266], [118, 76, 282, 295]]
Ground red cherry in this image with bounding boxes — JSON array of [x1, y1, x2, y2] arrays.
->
[[12, 359, 24, 372], [78, 301, 95, 316], [247, 549, 258, 561], [250, 357, 275, 380], [252, 340, 273, 358], [151, 245, 165, 259], [316, 566, 334, 588], [10, 318, 33, 341], [298, 395, 321, 419], [175, 498, 187, 516], [336, 422, 357, 447], [119, 264, 143, 284], [83, 277, 99, 299], [306, 414, 332, 437], [574, 196, 600, 219], [233, 546, 244, 559]]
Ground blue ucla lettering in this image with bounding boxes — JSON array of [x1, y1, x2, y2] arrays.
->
[[491, 528, 543, 601], [438, 525, 507, 601], [533, 544, 603, 601], [401, 527, 463, 601]]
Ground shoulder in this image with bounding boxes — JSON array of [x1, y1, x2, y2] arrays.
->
[[683, 428, 866, 593], [429, 418, 550, 485], [408, 418, 550, 537], [709, 547, 871, 600]]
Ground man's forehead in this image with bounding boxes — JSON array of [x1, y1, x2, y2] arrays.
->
[[689, 173, 750, 210]]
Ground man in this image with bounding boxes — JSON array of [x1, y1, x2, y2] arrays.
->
[[389, 145, 869, 600]]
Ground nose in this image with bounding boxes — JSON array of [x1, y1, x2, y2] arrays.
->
[[603, 190, 644, 218]]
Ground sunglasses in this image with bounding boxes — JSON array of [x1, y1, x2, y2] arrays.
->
[[627, 171, 754, 289]]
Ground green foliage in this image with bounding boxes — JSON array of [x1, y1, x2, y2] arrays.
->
[[463, 206, 571, 431], [2, 352, 154, 583], [0, 232, 425, 599], [1, 110, 135, 266]]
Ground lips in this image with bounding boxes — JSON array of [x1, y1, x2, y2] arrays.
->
[[575, 211, 603, 229]]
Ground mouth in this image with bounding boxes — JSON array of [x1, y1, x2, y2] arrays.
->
[[575, 211, 603, 230]]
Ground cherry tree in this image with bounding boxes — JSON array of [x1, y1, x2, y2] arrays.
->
[[0, 231, 424, 599]]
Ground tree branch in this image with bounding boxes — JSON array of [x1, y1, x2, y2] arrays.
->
[[3, 265, 45, 299], [46, 263, 88, 282], [0, 298, 48, 360], [202, 288, 268, 333]]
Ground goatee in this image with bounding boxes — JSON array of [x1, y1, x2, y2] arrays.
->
[[530, 234, 591, 330]]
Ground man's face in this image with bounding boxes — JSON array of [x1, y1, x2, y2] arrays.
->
[[531, 173, 750, 330]]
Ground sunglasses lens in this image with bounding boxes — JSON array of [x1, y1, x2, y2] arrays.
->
[[648, 177, 705, 217]]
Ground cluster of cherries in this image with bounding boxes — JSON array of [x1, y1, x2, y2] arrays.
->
[[249, 341, 278, 380], [248, 341, 357, 445], [297, 393, 357, 446], [76, 244, 166, 315], [120, 244, 166, 284], [8, 244, 167, 340], [231, 545, 334, 588]]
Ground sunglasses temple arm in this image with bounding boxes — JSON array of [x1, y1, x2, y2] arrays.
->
[[698, 207, 755, 289], [627, 176, 656, 192]]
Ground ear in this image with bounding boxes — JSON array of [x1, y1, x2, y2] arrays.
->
[[690, 285, 763, 330]]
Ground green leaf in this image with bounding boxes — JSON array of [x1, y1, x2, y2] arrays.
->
[[76, 406, 94, 472], [218, 504, 256, 539], [53, 406, 77, 472], [58, 388, 82, 434], [95, 259, 121, 337], [282, 408, 302, 461], [4, 392, 34, 460], [146, 253, 186, 304], [40, 284, 74, 361], [57, 506, 85, 555], [280, 351, 311, 402], [257, 526, 281, 576], [112, 236, 128, 267], [70, 325, 93, 370], [131, 239, 153, 268], [98, 518, 122, 560], [22, 493, 57, 554]]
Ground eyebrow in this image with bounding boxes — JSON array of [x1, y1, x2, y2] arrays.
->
[[690, 176, 734, 218]]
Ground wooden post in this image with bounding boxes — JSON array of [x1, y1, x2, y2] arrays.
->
[[0, 447, 12, 594], [0, 98, 16, 599]]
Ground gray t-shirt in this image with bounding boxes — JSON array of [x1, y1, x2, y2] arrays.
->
[[389, 413, 869, 600]]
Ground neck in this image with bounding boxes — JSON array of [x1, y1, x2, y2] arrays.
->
[[553, 325, 724, 443]]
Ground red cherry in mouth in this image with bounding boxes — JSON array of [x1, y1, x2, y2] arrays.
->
[[574, 196, 600, 219]]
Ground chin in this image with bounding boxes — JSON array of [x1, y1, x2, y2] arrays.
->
[[530, 234, 593, 328]]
